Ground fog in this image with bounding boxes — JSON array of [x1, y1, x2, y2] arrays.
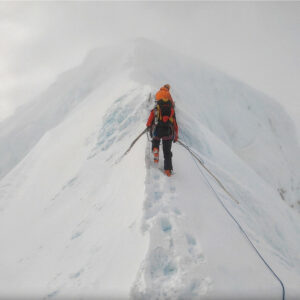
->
[[0, 1, 299, 138]]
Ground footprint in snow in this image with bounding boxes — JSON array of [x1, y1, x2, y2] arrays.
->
[[149, 247, 177, 278], [186, 233, 206, 263], [160, 216, 172, 233], [154, 191, 163, 201]]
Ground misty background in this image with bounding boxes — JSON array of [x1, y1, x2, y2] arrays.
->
[[0, 1, 299, 139]]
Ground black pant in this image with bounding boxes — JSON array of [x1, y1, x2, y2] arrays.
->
[[152, 139, 173, 170]]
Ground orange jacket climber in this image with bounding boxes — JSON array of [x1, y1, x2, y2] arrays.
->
[[146, 84, 178, 176], [146, 108, 178, 142]]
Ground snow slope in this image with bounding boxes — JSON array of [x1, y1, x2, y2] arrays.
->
[[0, 39, 300, 299]]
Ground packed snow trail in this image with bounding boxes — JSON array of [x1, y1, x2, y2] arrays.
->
[[131, 140, 282, 299], [131, 142, 211, 299]]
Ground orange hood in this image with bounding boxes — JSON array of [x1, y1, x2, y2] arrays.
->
[[155, 87, 174, 105]]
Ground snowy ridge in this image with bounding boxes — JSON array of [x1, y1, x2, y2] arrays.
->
[[0, 39, 300, 299], [1, 38, 299, 208]]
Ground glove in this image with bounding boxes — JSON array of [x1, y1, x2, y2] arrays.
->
[[174, 134, 178, 143]]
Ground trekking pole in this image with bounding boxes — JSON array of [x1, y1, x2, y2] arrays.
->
[[177, 139, 239, 205], [117, 128, 148, 162]]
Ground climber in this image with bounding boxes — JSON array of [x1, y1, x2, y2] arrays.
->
[[146, 84, 178, 177]]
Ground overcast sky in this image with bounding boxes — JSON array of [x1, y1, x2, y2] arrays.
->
[[0, 1, 299, 138]]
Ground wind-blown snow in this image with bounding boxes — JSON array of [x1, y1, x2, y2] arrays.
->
[[0, 39, 299, 299]]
